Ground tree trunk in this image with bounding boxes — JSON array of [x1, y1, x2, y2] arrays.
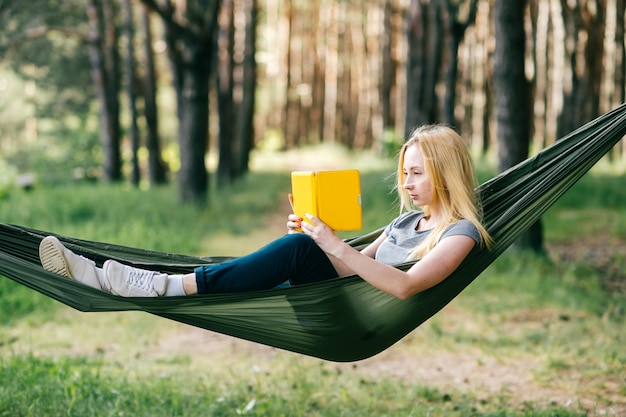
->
[[423, 1, 443, 123], [86, 0, 122, 182], [171, 37, 213, 202], [618, 0, 626, 161], [214, 0, 257, 185], [405, 0, 442, 135], [617, 0, 626, 106], [381, 0, 394, 130], [441, 0, 478, 127], [145, 0, 220, 203], [311, 2, 325, 143], [557, 1, 605, 139], [282, 0, 295, 148], [322, 2, 339, 143], [493, 0, 543, 253], [405, 0, 426, 135], [140, 4, 167, 185], [216, 0, 235, 187], [580, 1, 605, 121], [121, 0, 140, 186], [557, 2, 577, 139], [234, 0, 257, 176]]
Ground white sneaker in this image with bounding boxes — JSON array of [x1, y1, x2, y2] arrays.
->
[[39, 236, 104, 291], [103, 260, 167, 297]]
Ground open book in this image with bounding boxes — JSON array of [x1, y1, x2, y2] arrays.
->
[[291, 170, 362, 231]]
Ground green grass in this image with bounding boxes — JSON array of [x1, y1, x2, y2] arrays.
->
[[0, 174, 291, 252], [1, 150, 624, 416], [0, 354, 588, 417]]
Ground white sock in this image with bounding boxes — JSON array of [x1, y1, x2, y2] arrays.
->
[[164, 275, 186, 297]]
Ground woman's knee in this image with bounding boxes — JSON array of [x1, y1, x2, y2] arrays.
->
[[277, 233, 317, 251], [270, 233, 324, 263]]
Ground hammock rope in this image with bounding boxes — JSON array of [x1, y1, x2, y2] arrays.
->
[[1, 103, 625, 362]]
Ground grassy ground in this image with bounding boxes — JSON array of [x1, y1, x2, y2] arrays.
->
[[0, 147, 625, 416]]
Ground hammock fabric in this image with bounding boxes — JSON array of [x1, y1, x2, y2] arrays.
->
[[1, 104, 625, 362]]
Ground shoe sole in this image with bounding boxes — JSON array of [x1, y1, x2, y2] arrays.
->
[[39, 236, 71, 278]]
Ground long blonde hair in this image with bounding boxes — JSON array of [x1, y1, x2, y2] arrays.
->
[[396, 125, 492, 260]]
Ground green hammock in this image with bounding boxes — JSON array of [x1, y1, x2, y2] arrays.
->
[[1, 104, 625, 362]]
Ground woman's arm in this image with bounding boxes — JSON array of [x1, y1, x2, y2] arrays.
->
[[326, 231, 388, 276], [301, 214, 475, 299]]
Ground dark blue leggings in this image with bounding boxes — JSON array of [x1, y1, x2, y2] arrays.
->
[[194, 233, 340, 294]]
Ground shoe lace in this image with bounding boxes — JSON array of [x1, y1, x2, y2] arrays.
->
[[125, 268, 156, 292]]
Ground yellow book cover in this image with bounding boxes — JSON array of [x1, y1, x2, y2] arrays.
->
[[291, 170, 362, 231]]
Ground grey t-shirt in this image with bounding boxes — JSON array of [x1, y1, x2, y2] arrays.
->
[[375, 211, 481, 265]]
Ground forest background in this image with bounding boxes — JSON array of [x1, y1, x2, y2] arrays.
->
[[1, 1, 626, 414], [1, 0, 625, 248]]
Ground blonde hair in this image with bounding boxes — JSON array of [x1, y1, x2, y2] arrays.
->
[[396, 125, 492, 260]]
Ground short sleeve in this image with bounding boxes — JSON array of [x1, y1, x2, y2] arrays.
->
[[441, 219, 481, 244]]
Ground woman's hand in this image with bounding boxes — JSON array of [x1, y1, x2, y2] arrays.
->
[[286, 213, 303, 234], [300, 214, 345, 258]]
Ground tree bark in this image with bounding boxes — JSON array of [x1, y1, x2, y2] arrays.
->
[[282, 0, 295, 148], [216, 0, 235, 187], [234, 0, 257, 176], [441, 0, 478, 127], [171, 34, 213, 202], [405, 0, 426, 135], [322, 2, 339, 143], [617, 0, 626, 105], [142, 0, 220, 203], [121, 0, 140, 186], [405, 0, 442, 135], [494, 0, 543, 253], [557, 1, 605, 139], [140, 5, 167, 185], [86, 0, 122, 182], [381, 0, 395, 130], [215, 0, 257, 184]]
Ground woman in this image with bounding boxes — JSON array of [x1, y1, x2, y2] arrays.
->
[[40, 125, 491, 299]]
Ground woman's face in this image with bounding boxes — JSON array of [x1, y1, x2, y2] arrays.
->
[[402, 144, 434, 207]]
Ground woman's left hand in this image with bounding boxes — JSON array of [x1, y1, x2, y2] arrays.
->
[[300, 214, 345, 257]]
